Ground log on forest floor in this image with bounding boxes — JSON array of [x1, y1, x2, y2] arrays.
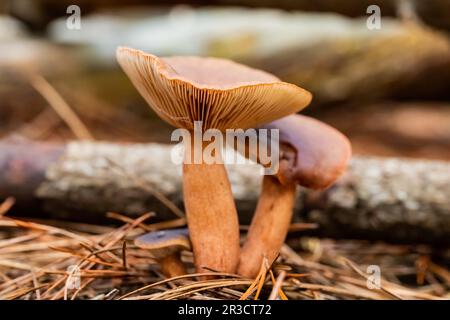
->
[[1, 140, 450, 244]]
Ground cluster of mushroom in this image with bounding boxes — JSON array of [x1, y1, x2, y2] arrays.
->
[[117, 47, 351, 278]]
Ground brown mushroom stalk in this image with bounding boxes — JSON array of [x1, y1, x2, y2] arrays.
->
[[238, 175, 296, 277], [117, 47, 311, 275], [182, 140, 240, 274], [159, 253, 186, 277], [238, 115, 352, 277]]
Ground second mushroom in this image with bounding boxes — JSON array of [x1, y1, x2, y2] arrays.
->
[[237, 114, 351, 277]]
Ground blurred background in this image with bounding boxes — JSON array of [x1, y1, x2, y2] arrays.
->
[[0, 1, 450, 301], [1, 0, 450, 159]]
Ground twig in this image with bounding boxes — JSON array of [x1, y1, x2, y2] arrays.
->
[[0, 197, 15, 216], [122, 241, 128, 271], [342, 257, 404, 300], [28, 74, 94, 140], [268, 271, 286, 300]]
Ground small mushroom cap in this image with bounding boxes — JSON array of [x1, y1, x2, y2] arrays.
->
[[116, 47, 312, 131], [135, 229, 191, 258], [262, 115, 352, 189]]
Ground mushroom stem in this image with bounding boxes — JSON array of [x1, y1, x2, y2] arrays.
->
[[160, 253, 186, 278], [238, 175, 296, 278], [182, 140, 240, 275]]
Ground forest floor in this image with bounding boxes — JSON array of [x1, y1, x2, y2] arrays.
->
[[0, 206, 449, 300]]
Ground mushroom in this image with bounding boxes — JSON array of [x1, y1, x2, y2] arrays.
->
[[116, 47, 312, 274], [135, 229, 190, 278], [237, 114, 352, 277]]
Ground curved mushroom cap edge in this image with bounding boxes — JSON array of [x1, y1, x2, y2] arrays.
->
[[116, 47, 312, 131]]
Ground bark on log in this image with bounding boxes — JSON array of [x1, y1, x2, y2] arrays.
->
[[303, 157, 450, 244], [1, 140, 450, 244]]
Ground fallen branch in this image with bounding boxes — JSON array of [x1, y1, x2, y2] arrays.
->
[[1, 140, 449, 244]]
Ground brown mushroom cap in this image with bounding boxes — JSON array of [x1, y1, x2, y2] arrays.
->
[[262, 115, 352, 189], [135, 229, 191, 258], [116, 47, 312, 131]]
